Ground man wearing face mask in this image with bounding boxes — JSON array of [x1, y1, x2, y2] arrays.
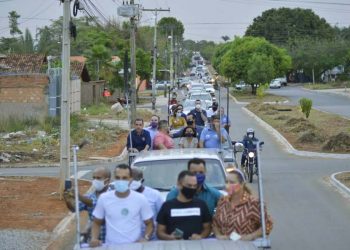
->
[[63, 166, 111, 243], [199, 115, 229, 149], [206, 102, 219, 122], [130, 168, 164, 239], [189, 99, 208, 127], [157, 170, 212, 240], [166, 158, 222, 216], [240, 128, 259, 168], [145, 115, 160, 149], [90, 164, 154, 247]]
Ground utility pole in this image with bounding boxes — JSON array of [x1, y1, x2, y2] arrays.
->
[[142, 7, 170, 110], [170, 28, 174, 89], [118, 1, 139, 125], [59, 0, 71, 198]]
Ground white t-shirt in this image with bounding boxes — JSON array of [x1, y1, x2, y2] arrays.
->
[[93, 190, 153, 245], [141, 186, 164, 238], [142, 186, 164, 221]]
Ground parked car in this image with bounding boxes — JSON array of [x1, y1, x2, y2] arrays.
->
[[269, 79, 281, 89], [275, 77, 287, 86], [235, 81, 248, 90], [156, 80, 170, 90], [189, 92, 213, 107]]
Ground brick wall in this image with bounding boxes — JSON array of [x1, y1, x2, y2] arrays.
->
[[0, 75, 49, 120]]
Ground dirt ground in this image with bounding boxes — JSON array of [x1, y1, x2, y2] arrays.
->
[[0, 177, 91, 231], [335, 172, 350, 189]]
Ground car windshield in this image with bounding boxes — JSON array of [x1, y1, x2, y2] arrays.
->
[[133, 159, 226, 191], [190, 94, 212, 101]]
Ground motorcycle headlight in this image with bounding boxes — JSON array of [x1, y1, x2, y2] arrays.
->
[[248, 152, 255, 158]]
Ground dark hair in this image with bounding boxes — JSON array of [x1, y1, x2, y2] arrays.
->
[[181, 126, 196, 137], [211, 114, 220, 121], [134, 118, 144, 124], [115, 164, 132, 177], [158, 120, 168, 129], [177, 170, 196, 182], [187, 158, 206, 170], [195, 99, 201, 103]]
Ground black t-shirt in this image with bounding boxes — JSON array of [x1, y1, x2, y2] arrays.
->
[[156, 198, 212, 239]]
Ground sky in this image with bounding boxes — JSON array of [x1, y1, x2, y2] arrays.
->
[[1, 0, 350, 42]]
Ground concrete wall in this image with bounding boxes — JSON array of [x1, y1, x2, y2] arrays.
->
[[0, 75, 49, 120]]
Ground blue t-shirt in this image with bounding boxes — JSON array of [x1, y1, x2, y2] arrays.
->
[[126, 129, 151, 151], [200, 127, 229, 149], [166, 183, 222, 216]]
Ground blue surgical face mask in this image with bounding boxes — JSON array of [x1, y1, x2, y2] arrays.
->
[[113, 180, 130, 193], [196, 173, 206, 186]]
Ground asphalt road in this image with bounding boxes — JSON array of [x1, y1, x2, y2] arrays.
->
[[1, 86, 350, 250], [267, 85, 350, 118]]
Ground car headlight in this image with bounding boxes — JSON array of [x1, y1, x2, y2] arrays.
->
[[248, 152, 255, 158]]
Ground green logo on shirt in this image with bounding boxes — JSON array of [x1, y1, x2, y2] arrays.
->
[[121, 208, 129, 216]]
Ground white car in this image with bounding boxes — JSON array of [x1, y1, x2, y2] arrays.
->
[[269, 79, 281, 89], [189, 92, 213, 107], [182, 99, 208, 115], [204, 84, 215, 96], [131, 149, 229, 198]]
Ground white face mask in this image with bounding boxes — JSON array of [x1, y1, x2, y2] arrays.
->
[[92, 179, 106, 192], [195, 104, 201, 109], [130, 180, 142, 191], [248, 134, 253, 139], [176, 112, 182, 117]]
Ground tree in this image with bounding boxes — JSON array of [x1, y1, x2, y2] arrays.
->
[[247, 54, 275, 95], [22, 28, 34, 53], [217, 36, 291, 94], [135, 48, 152, 102], [289, 38, 350, 81], [245, 8, 335, 45], [158, 17, 184, 39], [221, 35, 230, 42], [8, 11, 22, 36], [212, 42, 232, 74]]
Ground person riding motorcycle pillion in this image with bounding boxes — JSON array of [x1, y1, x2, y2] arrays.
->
[[240, 128, 259, 168]]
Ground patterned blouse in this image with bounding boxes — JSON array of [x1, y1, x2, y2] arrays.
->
[[213, 191, 273, 236]]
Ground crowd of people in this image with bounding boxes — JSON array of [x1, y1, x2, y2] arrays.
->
[[125, 99, 232, 152], [64, 158, 273, 247]]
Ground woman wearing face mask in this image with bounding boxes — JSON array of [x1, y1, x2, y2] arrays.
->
[[169, 107, 187, 130], [213, 169, 273, 241], [179, 126, 198, 148]]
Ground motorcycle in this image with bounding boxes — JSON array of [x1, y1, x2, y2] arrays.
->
[[242, 141, 264, 183]]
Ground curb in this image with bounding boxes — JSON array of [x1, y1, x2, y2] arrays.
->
[[330, 172, 350, 197], [0, 147, 128, 169], [229, 93, 289, 105], [242, 106, 350, 159]]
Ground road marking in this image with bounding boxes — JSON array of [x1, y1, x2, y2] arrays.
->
[[70, 170, 91, 179]]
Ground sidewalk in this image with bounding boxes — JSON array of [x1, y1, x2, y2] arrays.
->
[[312, 88, 350, 98]]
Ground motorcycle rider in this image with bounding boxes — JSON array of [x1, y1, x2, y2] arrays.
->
[[240, 128, 260, 169]]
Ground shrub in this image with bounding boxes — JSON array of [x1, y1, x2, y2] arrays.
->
[[299, 98, 312, 118], [257, 83, 269, 98]]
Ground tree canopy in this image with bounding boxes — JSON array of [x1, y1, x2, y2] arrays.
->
[[158, 17, 184, 39], [245, 8, 335, 45], [214, 36, 291, 93]]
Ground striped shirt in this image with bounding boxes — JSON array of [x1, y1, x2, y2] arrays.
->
[[213, 191, 273, 236]]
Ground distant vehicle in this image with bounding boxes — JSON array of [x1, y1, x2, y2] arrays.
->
[[189, 92, 213, 107], [182, 99, 208, 115], [269, 79, 281, 89], [204, 84, 215, 96], [156, 80, 170, 90], [235, 81, 248, 90], [275, 77, 287, 86]]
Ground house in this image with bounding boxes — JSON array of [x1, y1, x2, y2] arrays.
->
[[0, 54, 49, 120]]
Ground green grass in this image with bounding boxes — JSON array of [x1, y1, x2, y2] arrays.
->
[[81, 103, 110, 116], [303, 82, 350, 90]]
